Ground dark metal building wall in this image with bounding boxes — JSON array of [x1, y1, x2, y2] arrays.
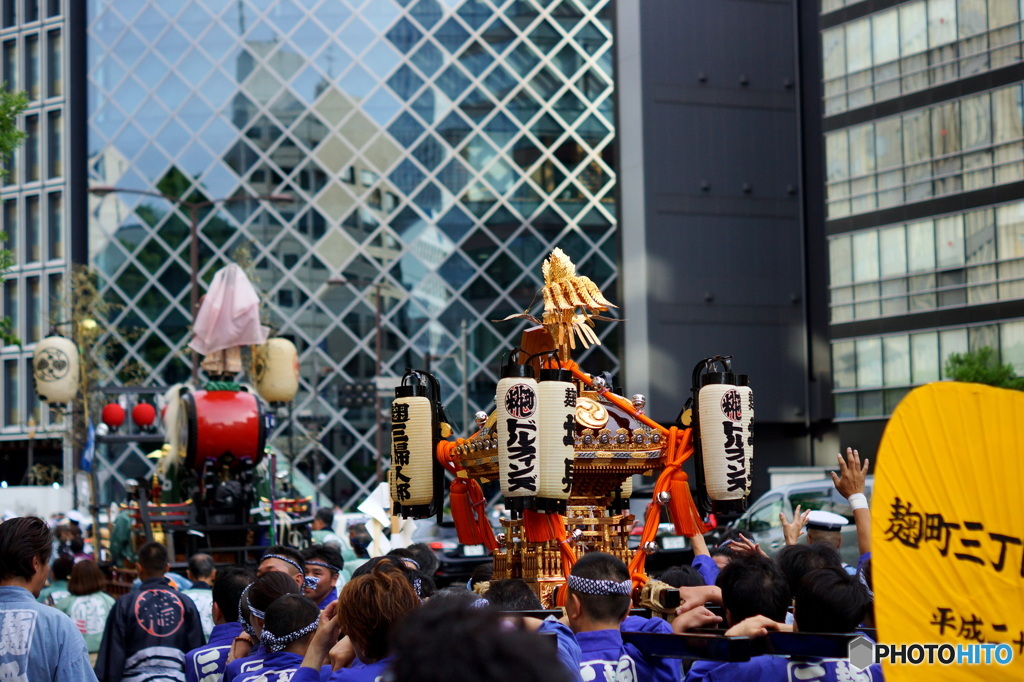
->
[[623, 0, 832, 497], [67, 0, 87, 266]]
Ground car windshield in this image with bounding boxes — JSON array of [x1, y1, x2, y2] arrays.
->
[[788, 489, 834, 514], [789, 485, 873, 524]]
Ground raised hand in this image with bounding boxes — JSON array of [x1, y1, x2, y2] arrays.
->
[[731, 533, 768, 558], [831, 447, 869, 498], [675, 585, 722, 612], [779, 504, 810, 546]]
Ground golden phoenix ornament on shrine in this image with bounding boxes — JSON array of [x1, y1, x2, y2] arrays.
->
[[388, 248, 754, 607]]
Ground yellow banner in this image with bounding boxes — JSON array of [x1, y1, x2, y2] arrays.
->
[[874, 382, 1024, 679]]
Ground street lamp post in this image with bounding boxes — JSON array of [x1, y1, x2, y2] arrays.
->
[[22, 416, 36, 485], [89, 186, 294, 384]]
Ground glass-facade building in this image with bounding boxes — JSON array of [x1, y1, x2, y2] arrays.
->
[[821, 0, 1024, 440], [0, 0, 70, 479], [83, 0, 620, 504]]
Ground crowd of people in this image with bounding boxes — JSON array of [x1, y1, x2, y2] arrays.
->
[[0, 449, 880, 681]]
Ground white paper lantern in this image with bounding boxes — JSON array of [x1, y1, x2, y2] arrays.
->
[[697, 382, 752, 503], [390, 393, 435, 514], [32, 336, 80, 404], [496, 361, 539, 510], [735, 378, 754, 495], [536, 368, 576, 512], [253, 338, 299, 403]]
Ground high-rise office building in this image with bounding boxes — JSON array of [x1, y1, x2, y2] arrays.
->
[[614, 0, 836, 490], [78, 0, 620, 503], [821, 0, 1024, 450], [0, 0, 79, 483]]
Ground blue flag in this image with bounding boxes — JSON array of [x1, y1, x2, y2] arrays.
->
[[80, 420, 95, 473]]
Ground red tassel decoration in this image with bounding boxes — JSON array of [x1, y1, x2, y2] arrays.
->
[[468, 480, 498, 550], [449, 478, 482, 545], [523, 509, 557, 543]]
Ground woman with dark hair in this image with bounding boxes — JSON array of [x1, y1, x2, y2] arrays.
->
[[224, 571, 301, 681], [54, 560, 115, 653], [236, 594, 330, 682], [292, 562, 421, 681], [0, 516, 96, 681]]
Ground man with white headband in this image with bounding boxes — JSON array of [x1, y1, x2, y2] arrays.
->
[[300, 545, 344, 610], [257, 546, 317, 592], [563, 552, 683, 682]]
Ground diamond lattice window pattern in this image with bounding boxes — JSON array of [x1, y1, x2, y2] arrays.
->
[[86, 0, 620, 507]]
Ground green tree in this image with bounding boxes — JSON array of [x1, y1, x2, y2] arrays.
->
[[0, 89, 27, 161], [944, 346, 1024, 390], [0, 87, 29, 345]]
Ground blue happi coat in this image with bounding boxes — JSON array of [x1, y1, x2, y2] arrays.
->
[[575, 616, 682, 682], [292, 655, 393, 682], [223, 648, 266, 682], [235, 651, 332, 682], [185, 622, 244, 682], [0, 585, 97, 682], [694, 655, 883, 681]]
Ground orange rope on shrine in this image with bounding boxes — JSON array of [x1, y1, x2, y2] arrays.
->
[[437, 437, 498, 551], [628, 427, 706, 589], [436, 437, 466, 475], [540, 359, 707, 589]]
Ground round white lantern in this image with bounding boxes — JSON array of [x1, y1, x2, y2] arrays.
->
[[162, 383, 188, 463], [253, 338, 299, 403], [32, 336, 80, 404]]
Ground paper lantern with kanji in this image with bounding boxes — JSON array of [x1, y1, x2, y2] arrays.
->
[[535, 367, 576, 513], [697, 375, 753, 514], [389, 382, 436, 518], [495, 357, 538, 511]]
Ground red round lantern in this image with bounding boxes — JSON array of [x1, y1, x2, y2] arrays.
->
[[132, 402, 156, 427], [101, 403, 126, 428]]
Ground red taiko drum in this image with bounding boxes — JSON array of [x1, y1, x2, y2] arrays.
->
[[181, 389, 266, 471]]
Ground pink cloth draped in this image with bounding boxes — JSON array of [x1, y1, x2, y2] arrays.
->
[[188, 264, 269, 355]]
